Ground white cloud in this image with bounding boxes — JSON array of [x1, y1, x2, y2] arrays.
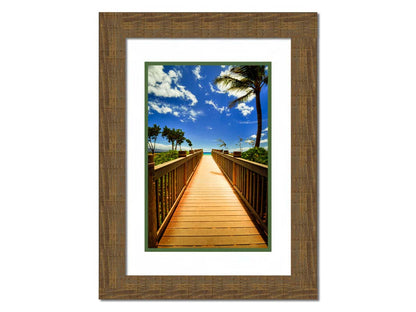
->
[[177, 84, 198, 106], [198, 83, 203, 88], [221, 65, 226, 68], [148, 100, 202, 121], [235, 103, 254, 116], [260, 139, 268, 144], [250, 132, 266, 139], [148, 101, 173, 114], [209, 82, 225, 94], [205, 99, 229, 114], [262, 127, 268, 132], [207, 126, 213, 130], [148, 65, 198, 106], [192, 65, 203, 80], [188, 109, 202, 122]]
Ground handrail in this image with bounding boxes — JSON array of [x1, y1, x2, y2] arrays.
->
[[211, 149, 268, 238], [148, 150, 203, 247]]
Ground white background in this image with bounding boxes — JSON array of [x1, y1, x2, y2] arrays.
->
[[1, 0, 416, 311], [127, 39, 290, 275]]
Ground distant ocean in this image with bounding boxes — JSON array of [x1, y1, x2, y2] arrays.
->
[[203, 152, 211, 155]]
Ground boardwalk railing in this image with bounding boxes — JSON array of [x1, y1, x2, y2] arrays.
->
[[148, 149, 203, 247], [212, 149, 268, 238]]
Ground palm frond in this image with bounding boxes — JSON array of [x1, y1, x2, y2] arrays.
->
[[231, 65, 266, 82], [262, 76, 268, 86], [228, 90, 254, 108], [214, 65, 268, 112]]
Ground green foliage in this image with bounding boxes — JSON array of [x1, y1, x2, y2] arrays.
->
[[241, 147, 268, 165], [147, 124, 161, 154], [186, 138, 192, 148], [174, 129, 185, 150], [162, 126, 186, 151], [154, 150, 179, 166], [162, 126, 176, 150]]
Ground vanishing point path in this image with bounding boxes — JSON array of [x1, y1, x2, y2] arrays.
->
[[158, 155, 267, 248]]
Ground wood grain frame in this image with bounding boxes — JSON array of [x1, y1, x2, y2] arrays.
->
[[99, 12, 317, 299]]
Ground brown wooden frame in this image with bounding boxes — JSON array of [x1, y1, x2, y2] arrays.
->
[[99, 12, 317, 299]]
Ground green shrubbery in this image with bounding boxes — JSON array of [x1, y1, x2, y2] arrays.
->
[[241, 147, 268, 165], [154, 151, 179, 166], [154, 150, 190, 166]]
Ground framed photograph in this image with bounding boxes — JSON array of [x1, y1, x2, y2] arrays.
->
[[100, 12, 317, 299], [145, 61, 271, 252]]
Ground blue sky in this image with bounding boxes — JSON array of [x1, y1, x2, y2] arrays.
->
[[147, 64, 269, 152]]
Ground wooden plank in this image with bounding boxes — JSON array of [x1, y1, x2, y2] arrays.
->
[[159, 235, 265, 246], [164, 227, 260, 236], [180, 198, 238, 201], [171, 215, 251, 221], [159, 244, 268, 249], [173, 210, 247, 216], [178, 208, 243, 211], [180, 202, 241, 208], [181, 194, 237, 197], [177, 203, 245, 207], [166, 221, 256, 228]]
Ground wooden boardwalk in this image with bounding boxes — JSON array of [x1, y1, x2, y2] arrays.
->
[[158, 155, 267, 248]]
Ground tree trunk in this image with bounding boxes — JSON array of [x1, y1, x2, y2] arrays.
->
[[255, 89, 262, 147], [171, 142, 174, 151]]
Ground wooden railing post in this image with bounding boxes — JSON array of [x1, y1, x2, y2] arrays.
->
[[232, 151, 241, 186], [148, 154, 157, 248], [179, 151, 187, 184]]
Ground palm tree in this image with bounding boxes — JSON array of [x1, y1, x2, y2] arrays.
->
[[186, 138, 193, 150], [162, 126, 175, 150], [217, 139, 227, 150], [214, 65, 268, 147], [236, 137, 244, 152], [147, 124, 161, 154], [173, 129, 185, 151]]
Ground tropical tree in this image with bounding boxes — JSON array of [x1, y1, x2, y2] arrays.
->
[[162, 126, 175, 150], [147, 124, 161, 154], [214, 65, 268, 147], [236, 137, 244, 152], [186, 138, 193, 150], [218, 139, 227, 150], [173, 129, 185, 150]]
